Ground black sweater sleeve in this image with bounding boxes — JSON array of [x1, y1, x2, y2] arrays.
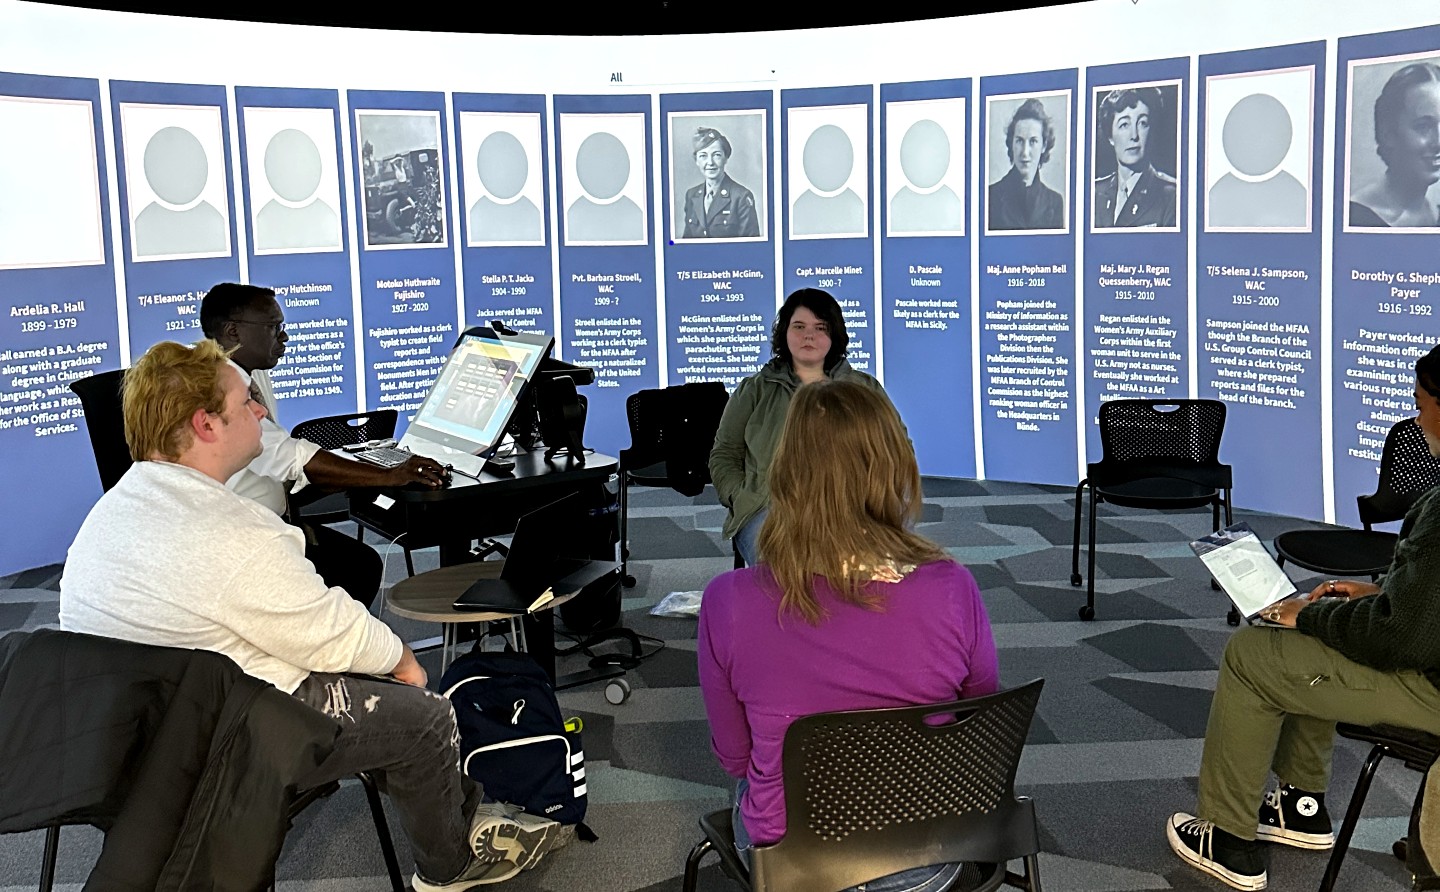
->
[[1297, 487, 1440, 676]]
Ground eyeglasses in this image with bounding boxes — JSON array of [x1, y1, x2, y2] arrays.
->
[[227, 319, 286, 336]]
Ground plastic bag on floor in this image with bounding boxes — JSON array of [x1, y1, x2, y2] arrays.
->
[[650, 590, 703, 617]]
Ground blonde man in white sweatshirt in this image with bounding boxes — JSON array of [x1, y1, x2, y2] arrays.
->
[[60, 339, 564, 891]]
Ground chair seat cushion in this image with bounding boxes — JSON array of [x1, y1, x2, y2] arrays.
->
[[1273, 529, 1397, 577], [1095, 477, 1219, 509]]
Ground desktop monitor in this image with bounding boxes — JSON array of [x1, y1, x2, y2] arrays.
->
[[403, 328, 553, 461]]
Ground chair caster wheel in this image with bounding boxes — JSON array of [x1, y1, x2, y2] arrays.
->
[[622, 574, 636, 588], [605, 679, 631, 705], [1078, 605, 1095, 621], [1211, 579, 1222, 592], [1070, 573, 1082, 587], [1227, 607, 1241, 627], [1393, 837, 1408, 862]]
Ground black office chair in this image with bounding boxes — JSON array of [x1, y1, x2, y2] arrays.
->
[[1071, 399, 1233, 621], [289, 409, 409, 559], [1275, 418, 1440, 581], [1318, 722, 1440, 892], [618, 381, 729, 586], [69, 368, 131, 491], [0, 629, 405, 892], [682, 680, 1046, 892]]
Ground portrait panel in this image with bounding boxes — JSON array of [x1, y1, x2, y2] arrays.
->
[[984, 90, 1071, 236], [668, 109, 767, 243], [1204, 66, 1315, 232]]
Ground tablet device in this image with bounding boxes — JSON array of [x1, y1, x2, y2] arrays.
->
[[1190, 523, 1301, 627]]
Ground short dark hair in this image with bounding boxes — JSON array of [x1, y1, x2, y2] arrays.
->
[[1375, 62, 1440, 169], [1417, 343, 1440, 400], [693, 127, 732, 159], [200, 282, 276, 338], [770, 288, 849, 371], [1099, 86, 1162, 140], [1005, 97, 1058, 168]]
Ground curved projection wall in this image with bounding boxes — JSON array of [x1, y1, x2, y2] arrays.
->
[[1, 0, 1439, 574]]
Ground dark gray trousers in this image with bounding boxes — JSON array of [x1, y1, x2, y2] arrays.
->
[[292, 673, 481, 882]]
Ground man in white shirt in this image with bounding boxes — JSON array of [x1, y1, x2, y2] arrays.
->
[[200, 282, 450, 608], [60, 339, 565, 890]]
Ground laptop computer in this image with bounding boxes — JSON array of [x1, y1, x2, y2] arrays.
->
[[453, 492, 619, 614], [1190, 523, 1303, 627], [358, 328, 552, 479]]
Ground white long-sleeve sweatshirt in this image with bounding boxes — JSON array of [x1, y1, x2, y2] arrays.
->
[[60, 460, 401, 692]]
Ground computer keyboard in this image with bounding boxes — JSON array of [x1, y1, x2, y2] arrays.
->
[[353, 446, 414, 469]]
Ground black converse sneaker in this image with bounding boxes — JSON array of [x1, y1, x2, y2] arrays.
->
[[1167, 812, 1267, 891], [1256, 783, 1334, 849]]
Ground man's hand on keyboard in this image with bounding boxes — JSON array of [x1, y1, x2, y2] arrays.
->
[[386, 455, 451, 489]]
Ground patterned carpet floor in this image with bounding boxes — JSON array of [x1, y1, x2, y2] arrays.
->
[[0, 478, 1421, 891]]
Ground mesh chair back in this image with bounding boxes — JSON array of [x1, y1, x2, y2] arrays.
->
[[291, 410, 399, 450], [1360, 418, 1440, 525], [621, 382, 728, 495], [752, 680, 1044, 892], [1098, 399, 1225, 465], [68, 368, 132, 492], [623, 388, 667, 470]]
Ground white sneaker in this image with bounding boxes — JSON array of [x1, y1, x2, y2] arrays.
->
[[411, 857, 518, 891], [469, 801, 571, 872]]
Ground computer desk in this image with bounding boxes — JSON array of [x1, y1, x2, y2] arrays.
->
[[346, 449, 621, 684]]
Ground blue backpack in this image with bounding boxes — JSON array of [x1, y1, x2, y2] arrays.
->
[[440, 651, 590, 828]]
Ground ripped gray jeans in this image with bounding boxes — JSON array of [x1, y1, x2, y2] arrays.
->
[[292, 673, 482, 883]]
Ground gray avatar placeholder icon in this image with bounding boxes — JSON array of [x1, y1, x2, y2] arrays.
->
[[470, 131, 541, 243], [792, 124, 865, 236], [255, 128, 340, 251], [890, 119, 962, 233], [1207, 93, 1307, 229], [134, 125, 228, 257], [567, 131, 643, 243]]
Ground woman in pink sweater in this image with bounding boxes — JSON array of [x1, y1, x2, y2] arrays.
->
[[697, 378, 999, 892]]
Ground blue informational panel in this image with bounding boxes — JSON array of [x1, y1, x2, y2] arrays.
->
[[879, 78, 974, 477], [1332, 25, 1440, 525], [1081, 59, 1189, 459], [110, 80, 241, 357], [977, 70, 1078, 485], [453, 92, 555, 337], [0, 72, 122, 574], [780, 85, 876, 374], [235, 87, 357, 424], [1197, 43, 1326, 519], [660, 90, 776, 390], [553, 94, 660, 454], [345, 89, 459, 430]]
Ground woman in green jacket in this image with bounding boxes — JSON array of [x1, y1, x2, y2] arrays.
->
[[709, 288, 890, 566]]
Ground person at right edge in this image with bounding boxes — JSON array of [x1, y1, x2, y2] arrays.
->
[[1166, 345, 1440, 891], [708, 287, 890, 567]]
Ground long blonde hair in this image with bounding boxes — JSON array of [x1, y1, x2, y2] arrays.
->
[[757, 378, 947, 623]]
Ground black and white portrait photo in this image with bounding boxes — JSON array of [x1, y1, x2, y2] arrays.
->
[[355, 110, 446, 248], [1203, 67, 1314, 232], [1345, 54, 1440, 231], [668, 110, 765, 242], [984, 91, 1070, 235], [1092, 83, 1179, 231]]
